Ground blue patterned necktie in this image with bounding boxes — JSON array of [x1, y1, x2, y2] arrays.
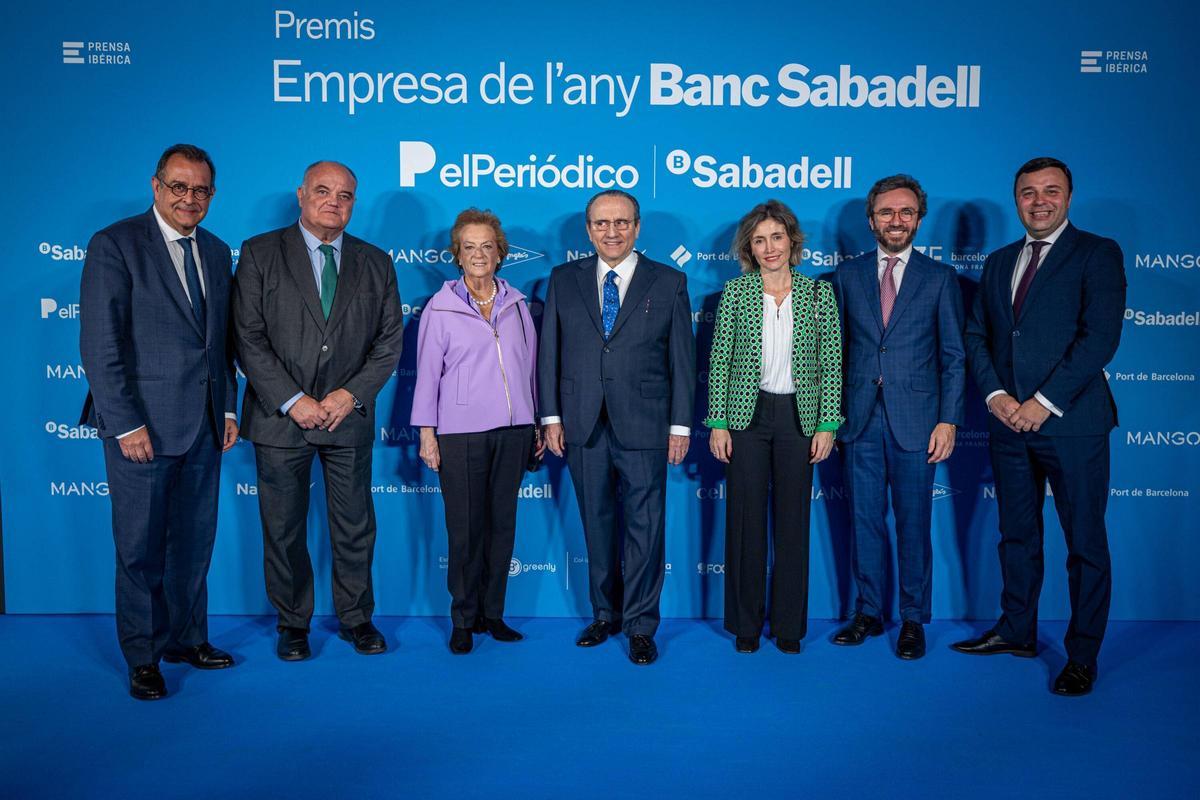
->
[[177, 237, 206, 327], [601, 269, 620, 339]]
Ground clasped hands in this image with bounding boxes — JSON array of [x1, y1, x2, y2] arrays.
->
[[988, 392, 1051, 433], [288, 389, 356, 432]]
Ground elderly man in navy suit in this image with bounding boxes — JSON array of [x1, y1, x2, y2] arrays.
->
[[957, 157, 1125, 696], [830, 174, 965, 660], [80, 144, 239, 700], [537, 189, 696, 666]]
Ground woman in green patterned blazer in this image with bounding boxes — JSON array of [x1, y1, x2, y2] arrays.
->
[[705, 200, 843, 655]]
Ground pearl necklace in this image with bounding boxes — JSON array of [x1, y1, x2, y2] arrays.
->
[[468, 280, 498, 307]]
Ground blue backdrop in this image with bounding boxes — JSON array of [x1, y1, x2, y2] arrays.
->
[[3, 1, 1197, 620]]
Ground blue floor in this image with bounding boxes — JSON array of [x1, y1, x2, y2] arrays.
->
[[1, 616, 1196, 799]]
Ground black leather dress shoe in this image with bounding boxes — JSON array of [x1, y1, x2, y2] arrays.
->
[[832, 613, 884, 645], [896, 621, 926, 660], [735, 636, 760, 654], [129, 664, 167, 701], [776, 638, 802, 654], [162, 642, 234, 670], [276, 627, 311, 661], [950, 629, 1036, 658], [339, 622, 386, 655], [1052, 661, 1097, 696], [449, 627, 473, 654], [575, 620, 612, 647], [628, 634, 658, 665], [484, 618, 523, 642], [471, 617, 487, 634]]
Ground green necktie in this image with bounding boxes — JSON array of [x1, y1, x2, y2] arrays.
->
[[318, 243, 338, 319]]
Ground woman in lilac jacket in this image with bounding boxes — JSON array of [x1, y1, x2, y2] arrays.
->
[[411, 208, 541, 654]]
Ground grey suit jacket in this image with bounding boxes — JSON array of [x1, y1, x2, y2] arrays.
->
[[232, 223, 404, 448]]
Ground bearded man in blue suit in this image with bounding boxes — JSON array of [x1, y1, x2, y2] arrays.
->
[[830, 174, 965, 660], [80, 144, 239, 700], [956, 157, 1125, 697]]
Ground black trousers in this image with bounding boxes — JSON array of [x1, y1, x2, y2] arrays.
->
[[725, 391, 814, 640], [104, 420, 221, 667], [990, 427, 1112, 666], [254, 442, 376, 631], [566, 414, 668, 637], [436, 425, 534, 628]]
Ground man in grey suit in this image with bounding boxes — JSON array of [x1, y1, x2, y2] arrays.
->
[[232, 161, 404, 660], [538, 190, 696, 665]]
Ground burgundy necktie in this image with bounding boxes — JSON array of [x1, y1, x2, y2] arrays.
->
[[880, 256, 899, 326], [1012, 240, 1047, 318]]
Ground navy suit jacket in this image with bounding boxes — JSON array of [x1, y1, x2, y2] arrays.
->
[[965, 222, 1125, 437], [832, 249, 966, 451], [79, 209, 236, 456], [537, 254, 696, 449]]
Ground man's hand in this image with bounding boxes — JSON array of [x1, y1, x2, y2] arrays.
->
[[533, 427, 546, 460], [1008, 398, 1051, 433], [668, 433, 690, 465], [419, 426, 440, 472], [709, 429, 732, 463], [927, 423, 956, 463], [544, 423, 565, 457], [223, 419, 239, 453], [987, 393, 1022, 433], [288, 395, 329, 430], [318, 389, 356, 432], [809, 431, 834, 464], [119, 427, 154, 463]]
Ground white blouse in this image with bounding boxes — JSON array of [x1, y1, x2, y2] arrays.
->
[[760, 292, 794, 393]]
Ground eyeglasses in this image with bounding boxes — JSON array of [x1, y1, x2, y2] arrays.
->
[[588, 218, 634, 232], [158, 180, 213, 201], [874, 208, 916, 222]]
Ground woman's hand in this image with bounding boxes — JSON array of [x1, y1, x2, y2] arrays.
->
[[809, 431, 834, 464], [419, 426, 440, 472], [709, 429, 733, 463]]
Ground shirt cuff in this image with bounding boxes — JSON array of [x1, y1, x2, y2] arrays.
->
[[281, 392, 304, 415], [540, 416, 562, 426], [984, 390, 1007, 409], [224, 412, 237, 421], [669, 425, 690, 437], [116, 425, 146, 439], [1034, 391, 1064, 418]]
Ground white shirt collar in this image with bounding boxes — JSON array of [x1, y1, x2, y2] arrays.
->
[[1023, 219, 1070, 249], [876, 244, 913, 266], [152, 205, 193, 243]]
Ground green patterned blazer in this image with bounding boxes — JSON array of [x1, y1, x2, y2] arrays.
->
[[704, 270, 844, 435]]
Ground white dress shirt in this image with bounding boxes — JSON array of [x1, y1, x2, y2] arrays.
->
[[119, 210, 235, 439], [984, 218, 1070, 418], [876, 245, 913, 293], [760, 292, 794, 393], [542, 251, 689, 436]]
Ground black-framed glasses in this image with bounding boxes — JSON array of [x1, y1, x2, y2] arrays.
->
[[159, 180, 213, 201], [588, 218, 634, 232], [874, 208, 916, 222]]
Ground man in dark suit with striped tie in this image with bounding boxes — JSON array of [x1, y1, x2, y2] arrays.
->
[[80, 144, 239, 700], [957, 157, 1126, 696]]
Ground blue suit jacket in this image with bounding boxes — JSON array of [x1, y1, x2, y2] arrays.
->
[[537, 254, 696, 449], [79, 209, 236, 456], [965, 222, 1125, 437], [831, 249, 966, 452]]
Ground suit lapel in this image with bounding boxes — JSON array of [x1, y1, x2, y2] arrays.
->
[[1016, 223, 1078, 324], [857, 256, 885, 337], [283, 224, 327, 331], [573, 256, 604, 336], [143, 211, 203, 338], [996, 239, 1023, 328], [882, 253, 926, 340], [197, 233, 221, 344], [608, 254, 658, 339], [324, 234, 365, 336]]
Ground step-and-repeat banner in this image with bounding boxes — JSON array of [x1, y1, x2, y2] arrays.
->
[[4, 2, 1196, 619]]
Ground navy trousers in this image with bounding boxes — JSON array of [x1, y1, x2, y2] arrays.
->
[[104, 423, 221, 667], [566, 414, 667, 637], [990, 427, 1112, 666], [842, 398, 935, 624]]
